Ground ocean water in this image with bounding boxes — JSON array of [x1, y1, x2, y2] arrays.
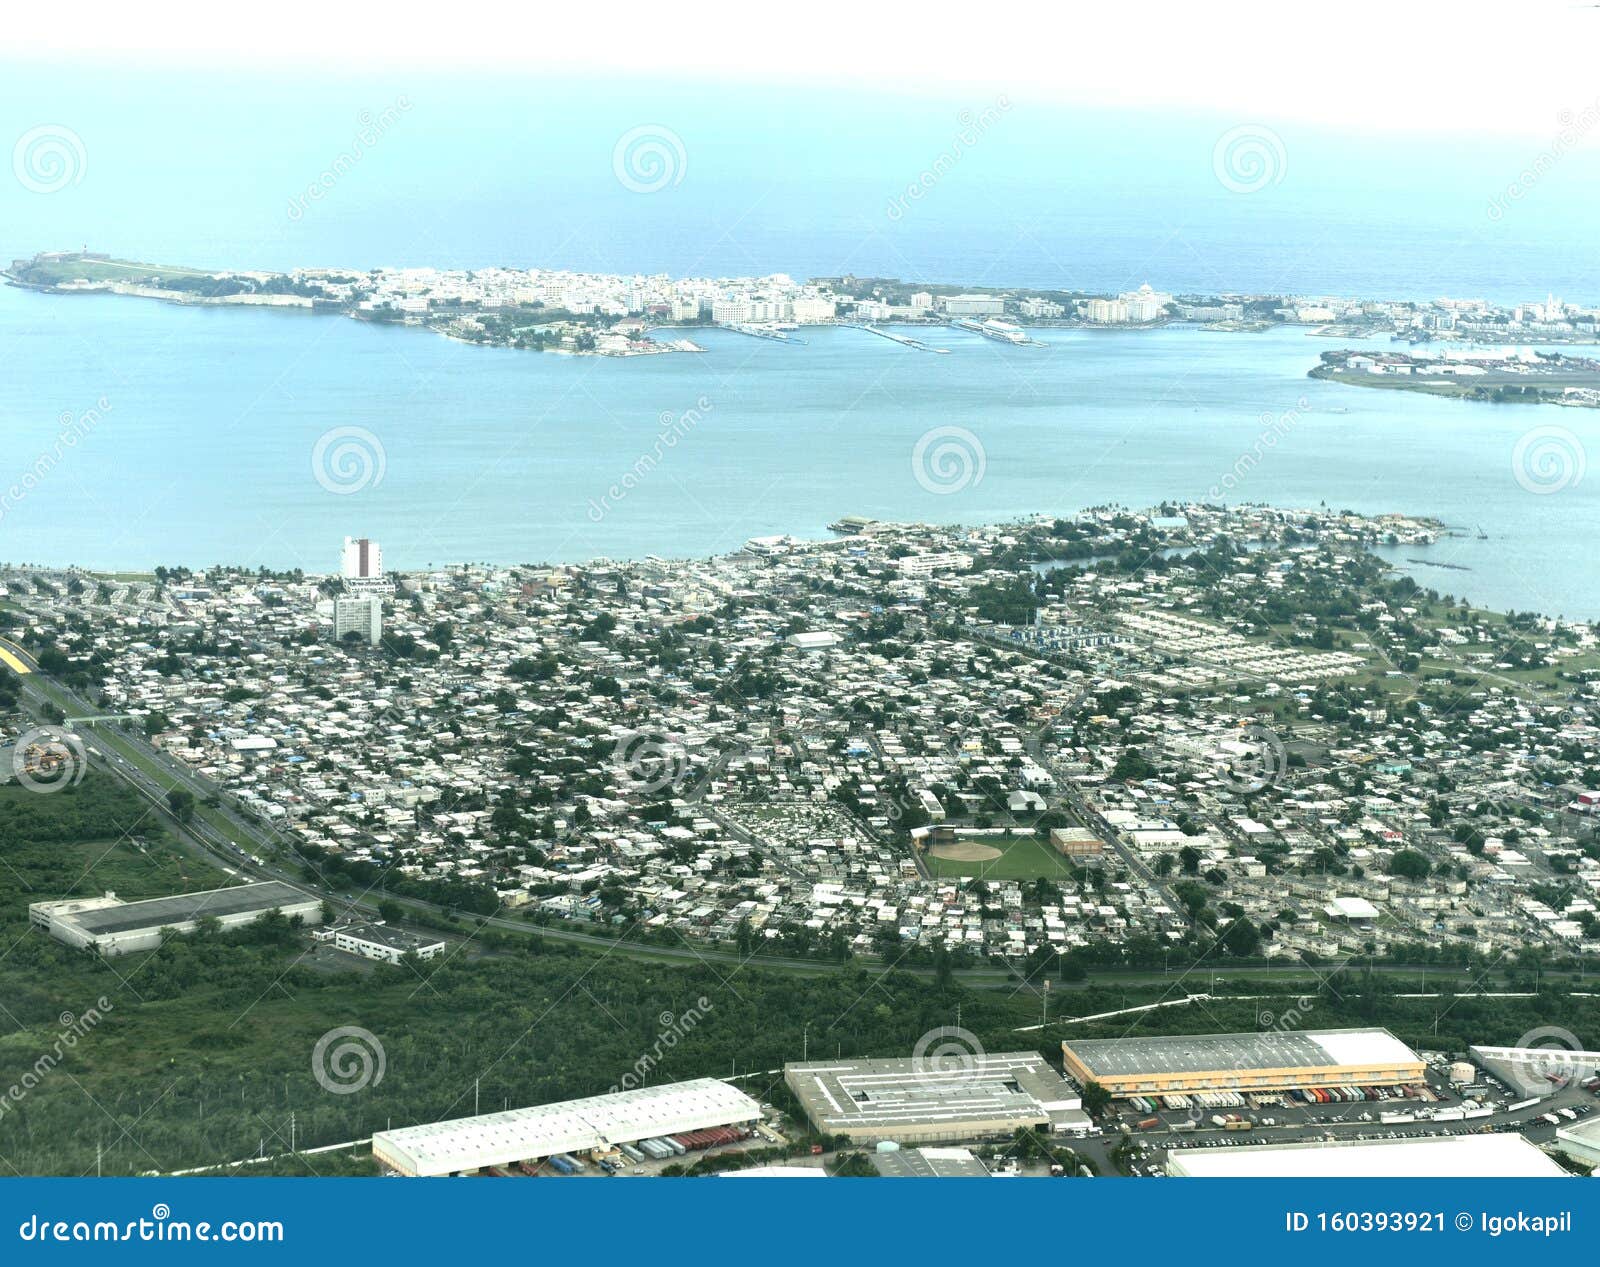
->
[[1, 280, 1595, 617], [3, 66, 1599, 615]]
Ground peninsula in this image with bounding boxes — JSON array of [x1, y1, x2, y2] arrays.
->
[[11, 250, 1600, 362]]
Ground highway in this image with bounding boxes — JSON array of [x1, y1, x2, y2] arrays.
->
[[2, 639, 1554, 995]]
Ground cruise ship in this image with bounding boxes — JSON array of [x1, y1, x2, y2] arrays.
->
[[952, 317, 1041, 346]]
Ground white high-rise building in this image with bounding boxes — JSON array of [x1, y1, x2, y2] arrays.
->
[[333, 596, 383, 646], [341, 537, 382, 580]]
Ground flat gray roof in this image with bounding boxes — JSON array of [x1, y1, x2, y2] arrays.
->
[[875, 1147, 990, 1178], [786, 1051, 1078, 1134], [1063, 1028, 1419, 1078], [69, 882, 315, 935]]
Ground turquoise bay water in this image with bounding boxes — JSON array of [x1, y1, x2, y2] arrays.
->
[[1, 282, 1595, 618]]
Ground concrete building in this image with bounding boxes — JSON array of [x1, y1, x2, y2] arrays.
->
[[1168, 1133, 1568, 1178], [334, 595, 383, 645], [940, 294, 1006, 317], [372, 1078, 761, 1176], [318, 921, 445, 964], [873, 1145, 990, 1177], [1050, 826, 1105, 858], [1061, 1028, 1424, 1097], [341, 536, 383, 580], [30, 881, 322, 956], [1470, 1043, 1600, 1098], [1556, 1116, 1600, 1168], [785, 1050, 1087, 1144]]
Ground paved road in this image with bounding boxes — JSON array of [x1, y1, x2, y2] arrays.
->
[[5, 646, 1560, 994]]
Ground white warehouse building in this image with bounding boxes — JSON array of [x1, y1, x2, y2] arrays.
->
[[29, 882, 323, 956], [372, 1078, 762, 1177]]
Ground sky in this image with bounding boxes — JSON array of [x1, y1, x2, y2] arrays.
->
[[7, 0, 1600, 143], [4, 1, 1599, 300]]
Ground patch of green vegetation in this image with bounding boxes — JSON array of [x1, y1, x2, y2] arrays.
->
[[11, 256, 216, 287], [927, 833, 1075, 881]]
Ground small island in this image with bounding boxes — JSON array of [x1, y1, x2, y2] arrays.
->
[[1311, 347, 1600, 408]]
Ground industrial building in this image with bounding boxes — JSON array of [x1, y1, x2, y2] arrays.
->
[[873, 1145, 991, 1178], [1167, 1133, 1568, 1178], [371, 1078, 761, 1177], [1061, 1028, 1424, 1097], [313, 921, 445, 964], [1556, 1117, 1600, 1169], [1050, 826, 1105, 858], [1470, 1042, 1600, 1097], [785, 1051, 1087, 1144], [29, 881, 322, 956]]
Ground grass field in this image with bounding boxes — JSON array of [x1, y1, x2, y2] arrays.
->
[[926, 833, 1074, 881], [11, 256, 216, 286]]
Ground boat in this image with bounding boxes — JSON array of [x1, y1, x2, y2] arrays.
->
[[952, 317, 1041, 346]]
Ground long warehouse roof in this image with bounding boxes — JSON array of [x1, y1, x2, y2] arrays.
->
[[68, 882, 315, 934], [1170, 1133, 1568, 1178], [372, 1078, 760, 1176], [1064, 1028, 1418, 1077], [787, 1051, 1079, 1132]]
